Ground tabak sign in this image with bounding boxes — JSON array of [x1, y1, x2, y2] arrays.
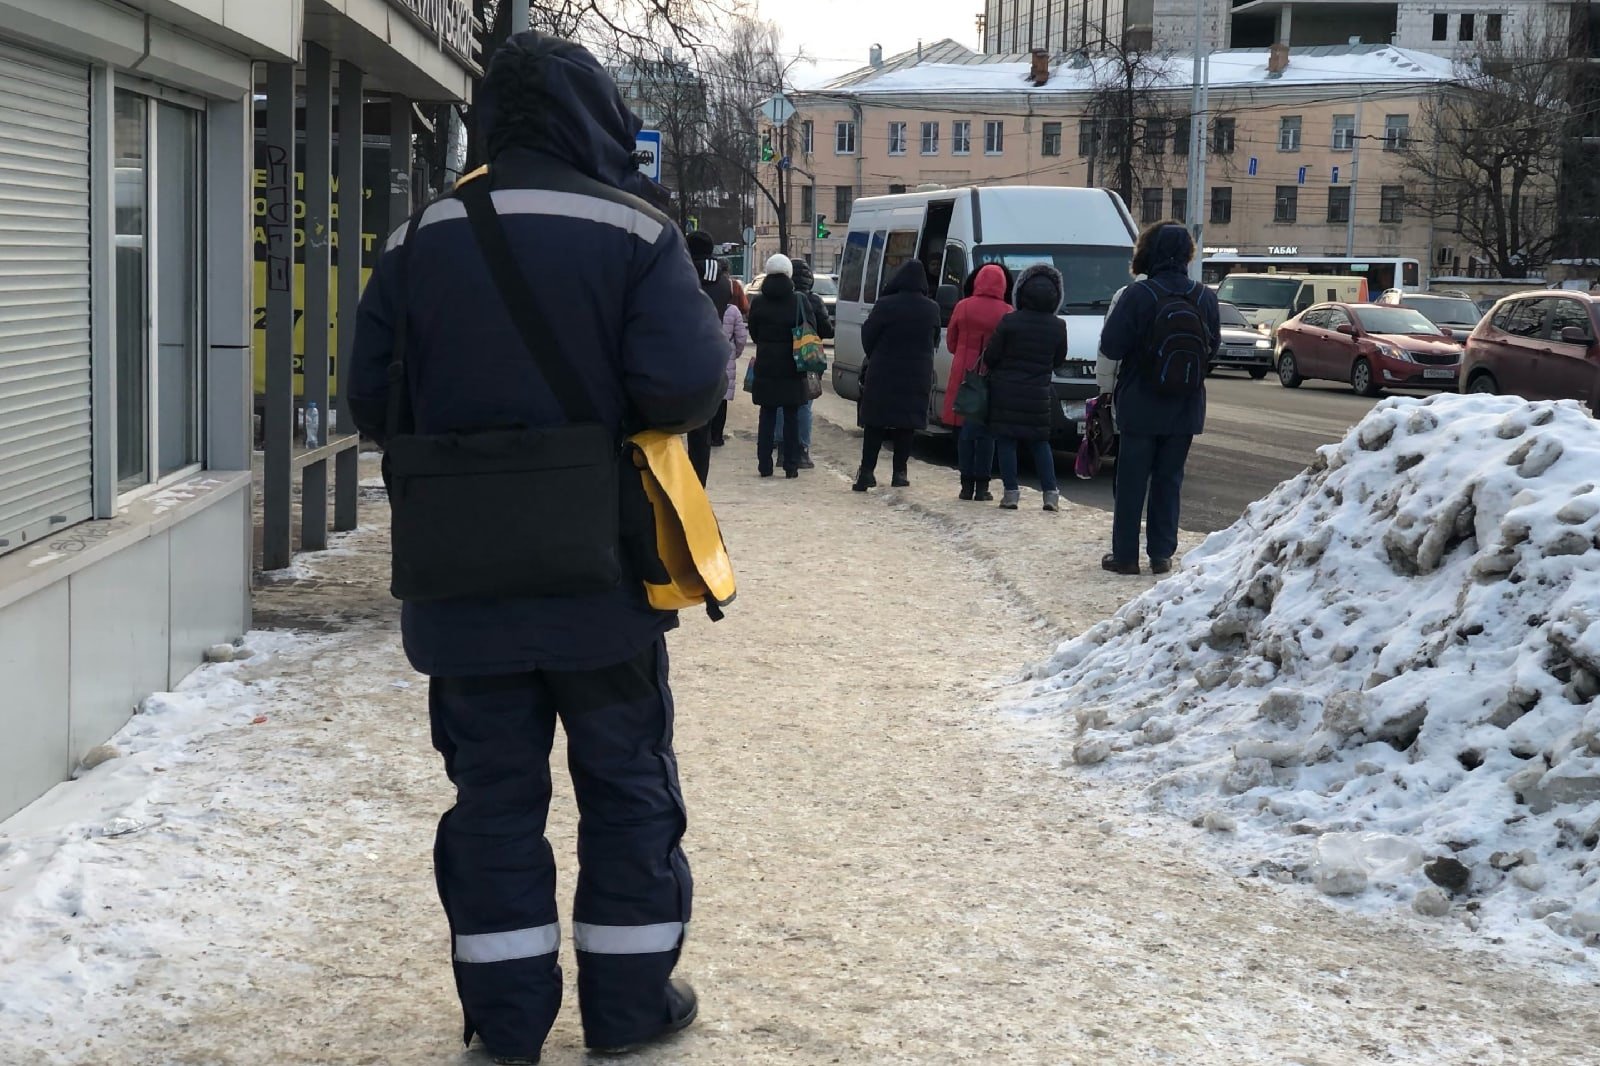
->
[[387, 0, 475, 65]]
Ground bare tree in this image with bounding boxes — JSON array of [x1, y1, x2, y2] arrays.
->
[[1402, 20, 1571, 277], [1080, 41, 1186, 213]]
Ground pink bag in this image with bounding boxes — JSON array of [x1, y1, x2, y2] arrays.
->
[[1074, 396, 1114, 480]]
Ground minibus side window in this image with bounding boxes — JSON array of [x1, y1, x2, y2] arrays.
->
[[862, 230, 887, 305], [877, 229, 920, 300], [838, 229, 869, 301]]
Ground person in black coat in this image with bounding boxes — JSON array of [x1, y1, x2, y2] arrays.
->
[[684, 229, 734, 485], [854, 260, 941, 491], [746, 253, 810, 477], [984, 263, 1068, 512]]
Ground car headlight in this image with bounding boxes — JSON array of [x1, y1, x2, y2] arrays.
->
[[1254, 338, 1271, 349], [1373, 342, 1409, 361]]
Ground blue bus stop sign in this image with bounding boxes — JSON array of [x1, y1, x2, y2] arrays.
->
[[634, 129, 662, 182]]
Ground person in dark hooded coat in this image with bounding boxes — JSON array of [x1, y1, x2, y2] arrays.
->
[[745, 253, 809, 477], [1098, 220, 1219, 575], [684, 230, 734, 484], [348, 31, 723, 1064], [983, 263, 1068, 511], [854, 260, 941, 490]]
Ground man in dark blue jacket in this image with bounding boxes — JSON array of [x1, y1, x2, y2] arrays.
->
[[348, 31, 726, 1065], [1098, 221, 1220, 576]]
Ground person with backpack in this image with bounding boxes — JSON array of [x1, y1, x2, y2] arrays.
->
[[1098, 221, 1219, 576], [773, 260, 834, 469], [983, 263, 1068, 511], [944, 264, 1013, 501], [685, 230, 735, 484]]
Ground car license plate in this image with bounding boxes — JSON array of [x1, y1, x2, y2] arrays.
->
[[1423, 368, 1455, 380]]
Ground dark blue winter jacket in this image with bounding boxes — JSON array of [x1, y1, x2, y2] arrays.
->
[[1100, 231, 1220, 438], [348, 41, 728, 677]]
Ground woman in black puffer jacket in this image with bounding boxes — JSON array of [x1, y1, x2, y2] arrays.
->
[[746, 254, 810, 477], [854, 260, 941, 491], [984, 263, 1068, 512]]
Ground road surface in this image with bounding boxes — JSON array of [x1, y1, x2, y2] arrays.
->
[[812, 371, 1390, 533]]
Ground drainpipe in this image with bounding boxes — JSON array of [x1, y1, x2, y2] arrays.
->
[[852, 101, 865, 201]]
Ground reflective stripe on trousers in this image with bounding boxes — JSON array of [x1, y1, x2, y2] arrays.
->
[[455, 922, 562, 964], [573, 921, 685, 956]]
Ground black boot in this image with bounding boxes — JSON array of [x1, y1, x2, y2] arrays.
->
[[974, 479, 994, 502], [588, 979, 699, 1055], [959, 476, 975, 501], [891, 469, 910, 488], [1101, 554, 1141, 576], [853, 469, 877, 492]]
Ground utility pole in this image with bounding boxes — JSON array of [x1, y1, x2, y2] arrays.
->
[[509, 0, 528, 33], [1346, 88, 1363, 257], [1186, 0, 1210, 282]]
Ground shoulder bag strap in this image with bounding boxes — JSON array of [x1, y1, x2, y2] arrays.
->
[[458, 178, 603, 423], [384, 210, 425, 441]]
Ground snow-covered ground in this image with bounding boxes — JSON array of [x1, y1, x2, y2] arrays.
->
[[1013, 394, 1600, 966]]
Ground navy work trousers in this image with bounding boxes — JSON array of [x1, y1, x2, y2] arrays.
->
[[757, 404, 802, 475], [1112, 431, 1194, 564], [429, 640, 691, 1059]]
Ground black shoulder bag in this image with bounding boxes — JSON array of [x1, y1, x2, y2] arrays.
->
[[381, 179, 622, 603]]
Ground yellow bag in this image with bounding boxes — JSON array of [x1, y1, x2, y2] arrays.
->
[[628, 431, 737, 619]]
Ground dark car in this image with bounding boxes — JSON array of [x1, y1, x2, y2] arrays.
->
[[1211, 301, 1275, 378], [1375, 291, 1485, 333], [1275, 302, 1463, 396], [812, 273, 839, 329], [1462, 290, 1600, 410]]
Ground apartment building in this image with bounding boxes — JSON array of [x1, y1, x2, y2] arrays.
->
[[759, 41, 1449, 277], [0, 0, 474, 822]]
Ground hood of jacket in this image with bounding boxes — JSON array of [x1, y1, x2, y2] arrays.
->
[[972, 264, 1008, 301], [882, 260, 929, 298], [760, 272, 796, 299], [792, 260, 815, 292], [1146, 223, 1195, 277], [1014, 263, 1064, 313], [478, 32, 642, 190]]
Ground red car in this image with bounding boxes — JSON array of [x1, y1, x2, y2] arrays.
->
[[1462, 290, 1600, 410], [1275, 302, 1464, 396]]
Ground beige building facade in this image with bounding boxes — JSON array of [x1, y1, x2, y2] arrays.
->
[[760, 42, 1452, 282]]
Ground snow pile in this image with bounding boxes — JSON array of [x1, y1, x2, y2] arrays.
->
[[1020, 394, 1600, 952]]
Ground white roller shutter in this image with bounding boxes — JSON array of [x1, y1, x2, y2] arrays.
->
[[0, 39, 92, 556]]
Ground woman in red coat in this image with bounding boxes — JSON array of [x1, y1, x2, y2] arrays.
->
[[943, 264, 1013, 501]]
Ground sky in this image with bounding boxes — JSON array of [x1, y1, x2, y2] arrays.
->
[[750, 0, 983, 87]]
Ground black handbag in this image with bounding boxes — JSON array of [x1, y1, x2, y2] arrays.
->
[[952, 363, 989, 422], [381, 178, 623, 603]]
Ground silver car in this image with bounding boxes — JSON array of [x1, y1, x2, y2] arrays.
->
[[1210, 301, 1276, 379]]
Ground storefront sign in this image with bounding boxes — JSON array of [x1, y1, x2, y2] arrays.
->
[[387, 0, 475, 66], [1268, 245, 1299, 255]]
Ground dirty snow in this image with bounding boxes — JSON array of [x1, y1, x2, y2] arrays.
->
[[1015, 394, 1600, 961]]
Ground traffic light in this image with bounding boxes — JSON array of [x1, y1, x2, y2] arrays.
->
[[687, 216, 699, 232], [760, 134, 774, 163], [816, 214, 829, 239]]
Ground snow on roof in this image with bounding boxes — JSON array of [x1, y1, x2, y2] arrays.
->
[[819, 44, 1454, 97]]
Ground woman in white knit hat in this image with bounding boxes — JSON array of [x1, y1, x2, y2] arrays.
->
[[744, 253, 811, 477]]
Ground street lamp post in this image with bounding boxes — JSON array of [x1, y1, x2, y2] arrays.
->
[[1186, 0, 1211, 282]]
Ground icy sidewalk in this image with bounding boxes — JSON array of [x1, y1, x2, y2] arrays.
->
[[2, 401, 1599, 1064]]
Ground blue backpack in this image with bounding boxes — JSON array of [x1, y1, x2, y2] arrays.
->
[[1139, 280, 1210, 397]]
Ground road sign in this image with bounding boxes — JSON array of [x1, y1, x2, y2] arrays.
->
[[1297, 166, 1307, 186], [1331, 166, 1340, 184], [762, 94, 795, 125], [634, 129, 662, 182], [1248, 156, 1258, 176], [779, 156, 791, 170], [742, 226, 756, 245]]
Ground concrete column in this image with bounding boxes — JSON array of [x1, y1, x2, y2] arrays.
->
[[1278, 3, 1293, 43], [204, 95, 251, 475], [334, 61, 365, 533], [261, 61, 296, 572], [302, 43, 333, 552]]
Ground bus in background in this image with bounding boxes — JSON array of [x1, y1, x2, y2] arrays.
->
[[1202, 253, 1422, 294]]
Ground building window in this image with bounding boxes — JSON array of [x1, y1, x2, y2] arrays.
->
[[1279, 115, 1302, 152], [801, 120, 814, 154], [834, 185, 854, 223], [1174, 117, 1191, 155], [1275, 185, 1298, 223], [1460, 13, 1475, 40], [1079, 119, 1099, 156], [1385, 115, 1411, 150], [888, 121, 907, 155], [921, 121, 940, 154], [835, 121, 856, 154], [1332, 114, 1355, 151], [801, 183, 814, 223], [1140, 187, 1163, 223], [1211, 185, 1232, 223], [1433, 13, 1448, 40], [953, 120, 972, 155], [1171, 188, 1187, 223], [115, 89, 203, 491], [888, 183, 907, 195], [985, 120, 1005, 154], [1042, 121, 1062, 157], [1380, 184, 1405, 222], [1212, 117, 1236, 155], [1143, 119, 1168, 156], [1487, 13, 1503, 40], [1328, 186, 1351, 223]]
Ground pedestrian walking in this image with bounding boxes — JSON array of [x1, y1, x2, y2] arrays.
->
[[1098, 220, 1219, 575], [854, 260, 941, 491], [746, 253, 811, 478], [773, 259, 835, 470], [983, 264, 1068, 511], [944, 264, 1012, 501], [685, 230, 735, 484], [708, 301, 748, 447], [347, 31, 726, 1065]]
